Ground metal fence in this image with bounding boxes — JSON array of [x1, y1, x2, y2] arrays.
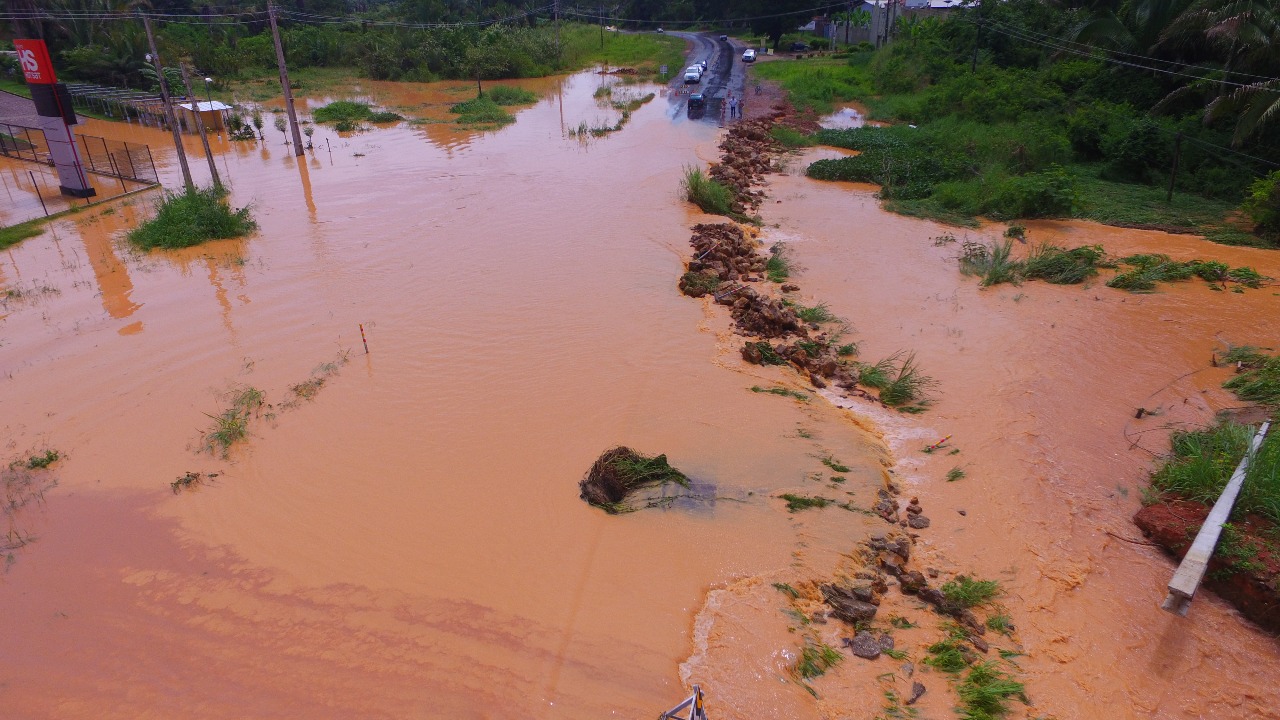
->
[[0, 121, 158, 187], [76, 134, 159, 185]]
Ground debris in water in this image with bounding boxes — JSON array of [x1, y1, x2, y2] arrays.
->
[[579, 447, 692, 514]]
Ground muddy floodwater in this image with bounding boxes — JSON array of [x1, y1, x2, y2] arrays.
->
[[3, 69, 1279, 719]]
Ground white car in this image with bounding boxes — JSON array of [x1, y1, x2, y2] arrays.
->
[[742, 49, 756, 63], [683, 66, 702, 83]]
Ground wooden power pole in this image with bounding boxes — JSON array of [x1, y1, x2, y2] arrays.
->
[[268, 2, 305, 156], [179, 62, 221, 189], [142, 13, 194, 192]]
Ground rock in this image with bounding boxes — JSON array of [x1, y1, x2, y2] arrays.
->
[[907, 514, 931, 529], [877, 634, 895, 651], [958, 509, 967, 516], [845, 631, 882, 660], [969, 634, 989, 653], [850, 581, 879, 604], [927, 567, 940, 578], [901, 662, 914, 678], [741, 342, 763, 365], [821, 583, 880, 624], [906, 682, 926, 705], [899, 570, 927, 595], [879, 552, 904, 576], [781, 283, 800, 292], [888, 536, 911, 562], [809, 372, 827, 389], [905, 503, 922, 516]]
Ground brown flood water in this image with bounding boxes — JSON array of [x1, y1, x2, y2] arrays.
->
[[2, 68, 1278, 719]]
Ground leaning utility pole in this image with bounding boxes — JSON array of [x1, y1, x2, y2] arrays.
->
[[179, 62, 221, 188], [268, 1, 304, 156], [142, 13, 194, 192], [554, 0, 561, 60]]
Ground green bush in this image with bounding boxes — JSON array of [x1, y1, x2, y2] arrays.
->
[[1101, 116, 1169, 184], [448, 96, 514, 125], [1243, 171, 1280, 239], [312, 100, 371, 124], [128, 187, 256, 250], [681, 166, 735, 217]]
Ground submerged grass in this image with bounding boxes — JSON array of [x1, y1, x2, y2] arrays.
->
[[766, 242, 792, 282], [202, 386, 265, 456], [780, 493, 833, 511], [580, 447, 690, 514], [484, 85, 538, 105], [958, 662, 1027, 720], [0, 219, 44, 251], [22, 450, 60, 469], [129, 187, 256, 250], [940, 576, 1001, 608], [794, 641, 843, 680], [751, 385, 811, 401], [448, 96, 515, 126], [946, 466, 966, 482], [1224, 353, 1280, 406], [682, 166, 735, 217], [1107, 254, 1267, 292], [871, 351, 935, 410], [959, 239, 1021, 287]]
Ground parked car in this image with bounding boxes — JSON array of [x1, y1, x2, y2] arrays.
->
[[656, 27, 663, 33], [683, 66, 702, 83], [742, 49, 756, 63], [687, 92, 705, 119], [790, 42, 809, 52], [719, 34, 728, 41]]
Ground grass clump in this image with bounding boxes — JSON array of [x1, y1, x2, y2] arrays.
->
[[367, 111, 402, 123], [946, 466, 966, 482], [579, 446, 690, 514], [1151, 420, 1280, 525], [766, 242, 792, 282], [794, 641, 843, 680], [779, 493, 833, 511], [202, 386, 265, 456], [751, 385, 810, 401], [959, 239, 1021, 287], [923, 637, 970, 673], [986, 613, 1013, 635], [957, 662, 1027, 720], [129, 187, 256, 250], [746, 341, 787, 365], [484, 85, 538, 105], [449, 96, 515, 126], [681, 166, 735, 217], [791, 302, 838, 324], [940, 576, 1001, 608], [312, 100, 368, 123], [865, 351, 935, 410], [1224, 354, 1280, 406], [1107, 254, 1267, 292], [0, 219, 44, 250], [820, 455, 851, 473], [22, 450, 60, 469], [773, 582, 801, 599], [771, 125, 817, 149], [1021, 243, 1106, 284]]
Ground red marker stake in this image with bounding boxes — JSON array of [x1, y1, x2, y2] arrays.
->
[[359, 323, 369, 354]]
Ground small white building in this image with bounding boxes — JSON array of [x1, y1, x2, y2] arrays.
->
[[176, 100, 233, 132]]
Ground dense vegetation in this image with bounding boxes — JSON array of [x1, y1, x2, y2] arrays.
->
[[128, 187, 257, 250], [747, 0, 1280, 245]]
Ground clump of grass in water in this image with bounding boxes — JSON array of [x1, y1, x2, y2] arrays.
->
[[1224, 352, 1280, 407], [958, 662, 1027, 720], [791, 302, 838, 324], [773, 582, 801, 598], [1021, 243, 1107, 284], [794, 641, 842, 680], [203, 386, 265, 456], [986, 613, 1013, 635], [1108, 254, 1268, 292], [924, 636, 970, 673], [820, 455, 850, 473], [779, 493, 833, 511], [313, 100, 371, 124], [751, 385, 810, 401], [946, 466, 966, 482], [449, 96, 515, 126], [128, 186, 256, 250], [959, 239, 1020, 287], [484, 85, 538, 105], [746, 341, 787, 365], [681, 166, 736, 217], [766, 242, 792, 282], [770, 125, 816, 149], [863, 351, 935, 410], [23, 450, 60, 470], [941, 576, 1001, 608], [579, 447, 690, 514]]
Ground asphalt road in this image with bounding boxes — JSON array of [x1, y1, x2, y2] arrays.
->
[[667, 32, 747, 123]]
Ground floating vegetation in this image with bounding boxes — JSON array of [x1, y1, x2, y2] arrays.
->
[[751, 385, 810, 401], [202, 386, 266, 457], [946, 466, 966, 482], [941, 576, 1001, 608], [284, 351, 351, 407], [779, 493, 833, 511], [820, 455, 851, 473], [171, 471, 219, 494], [794, 641, 842, 680], [1107, 254, 1267, 292], [23, 450, 60, 470], [579, 447, 691, 514], [773, 582, 801, 599]]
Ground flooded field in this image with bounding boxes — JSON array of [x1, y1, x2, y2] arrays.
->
[[2, 68, 1279, 719]]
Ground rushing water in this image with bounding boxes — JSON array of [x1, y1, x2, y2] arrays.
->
[[2, 70, 1278, 719]]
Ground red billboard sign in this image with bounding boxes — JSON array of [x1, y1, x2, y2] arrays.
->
[[14, 39, 57, 85]]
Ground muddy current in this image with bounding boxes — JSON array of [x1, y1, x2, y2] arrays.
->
[[2, 72, 1279, 719]]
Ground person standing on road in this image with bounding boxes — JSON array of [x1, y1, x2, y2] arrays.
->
[[729, 94, 739, 119]]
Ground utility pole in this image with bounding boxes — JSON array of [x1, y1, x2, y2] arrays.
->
[[1167, 132, 1183, 203], [599, 3, 604, 49], [268, 1, 304, 157], [142, 13, 194, 193], [554, 0, 561, 61], [179, 62, 221, 189]]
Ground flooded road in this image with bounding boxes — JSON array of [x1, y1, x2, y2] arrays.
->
[[0, 72, 887, 719], [2, 67, 1279, 719]]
